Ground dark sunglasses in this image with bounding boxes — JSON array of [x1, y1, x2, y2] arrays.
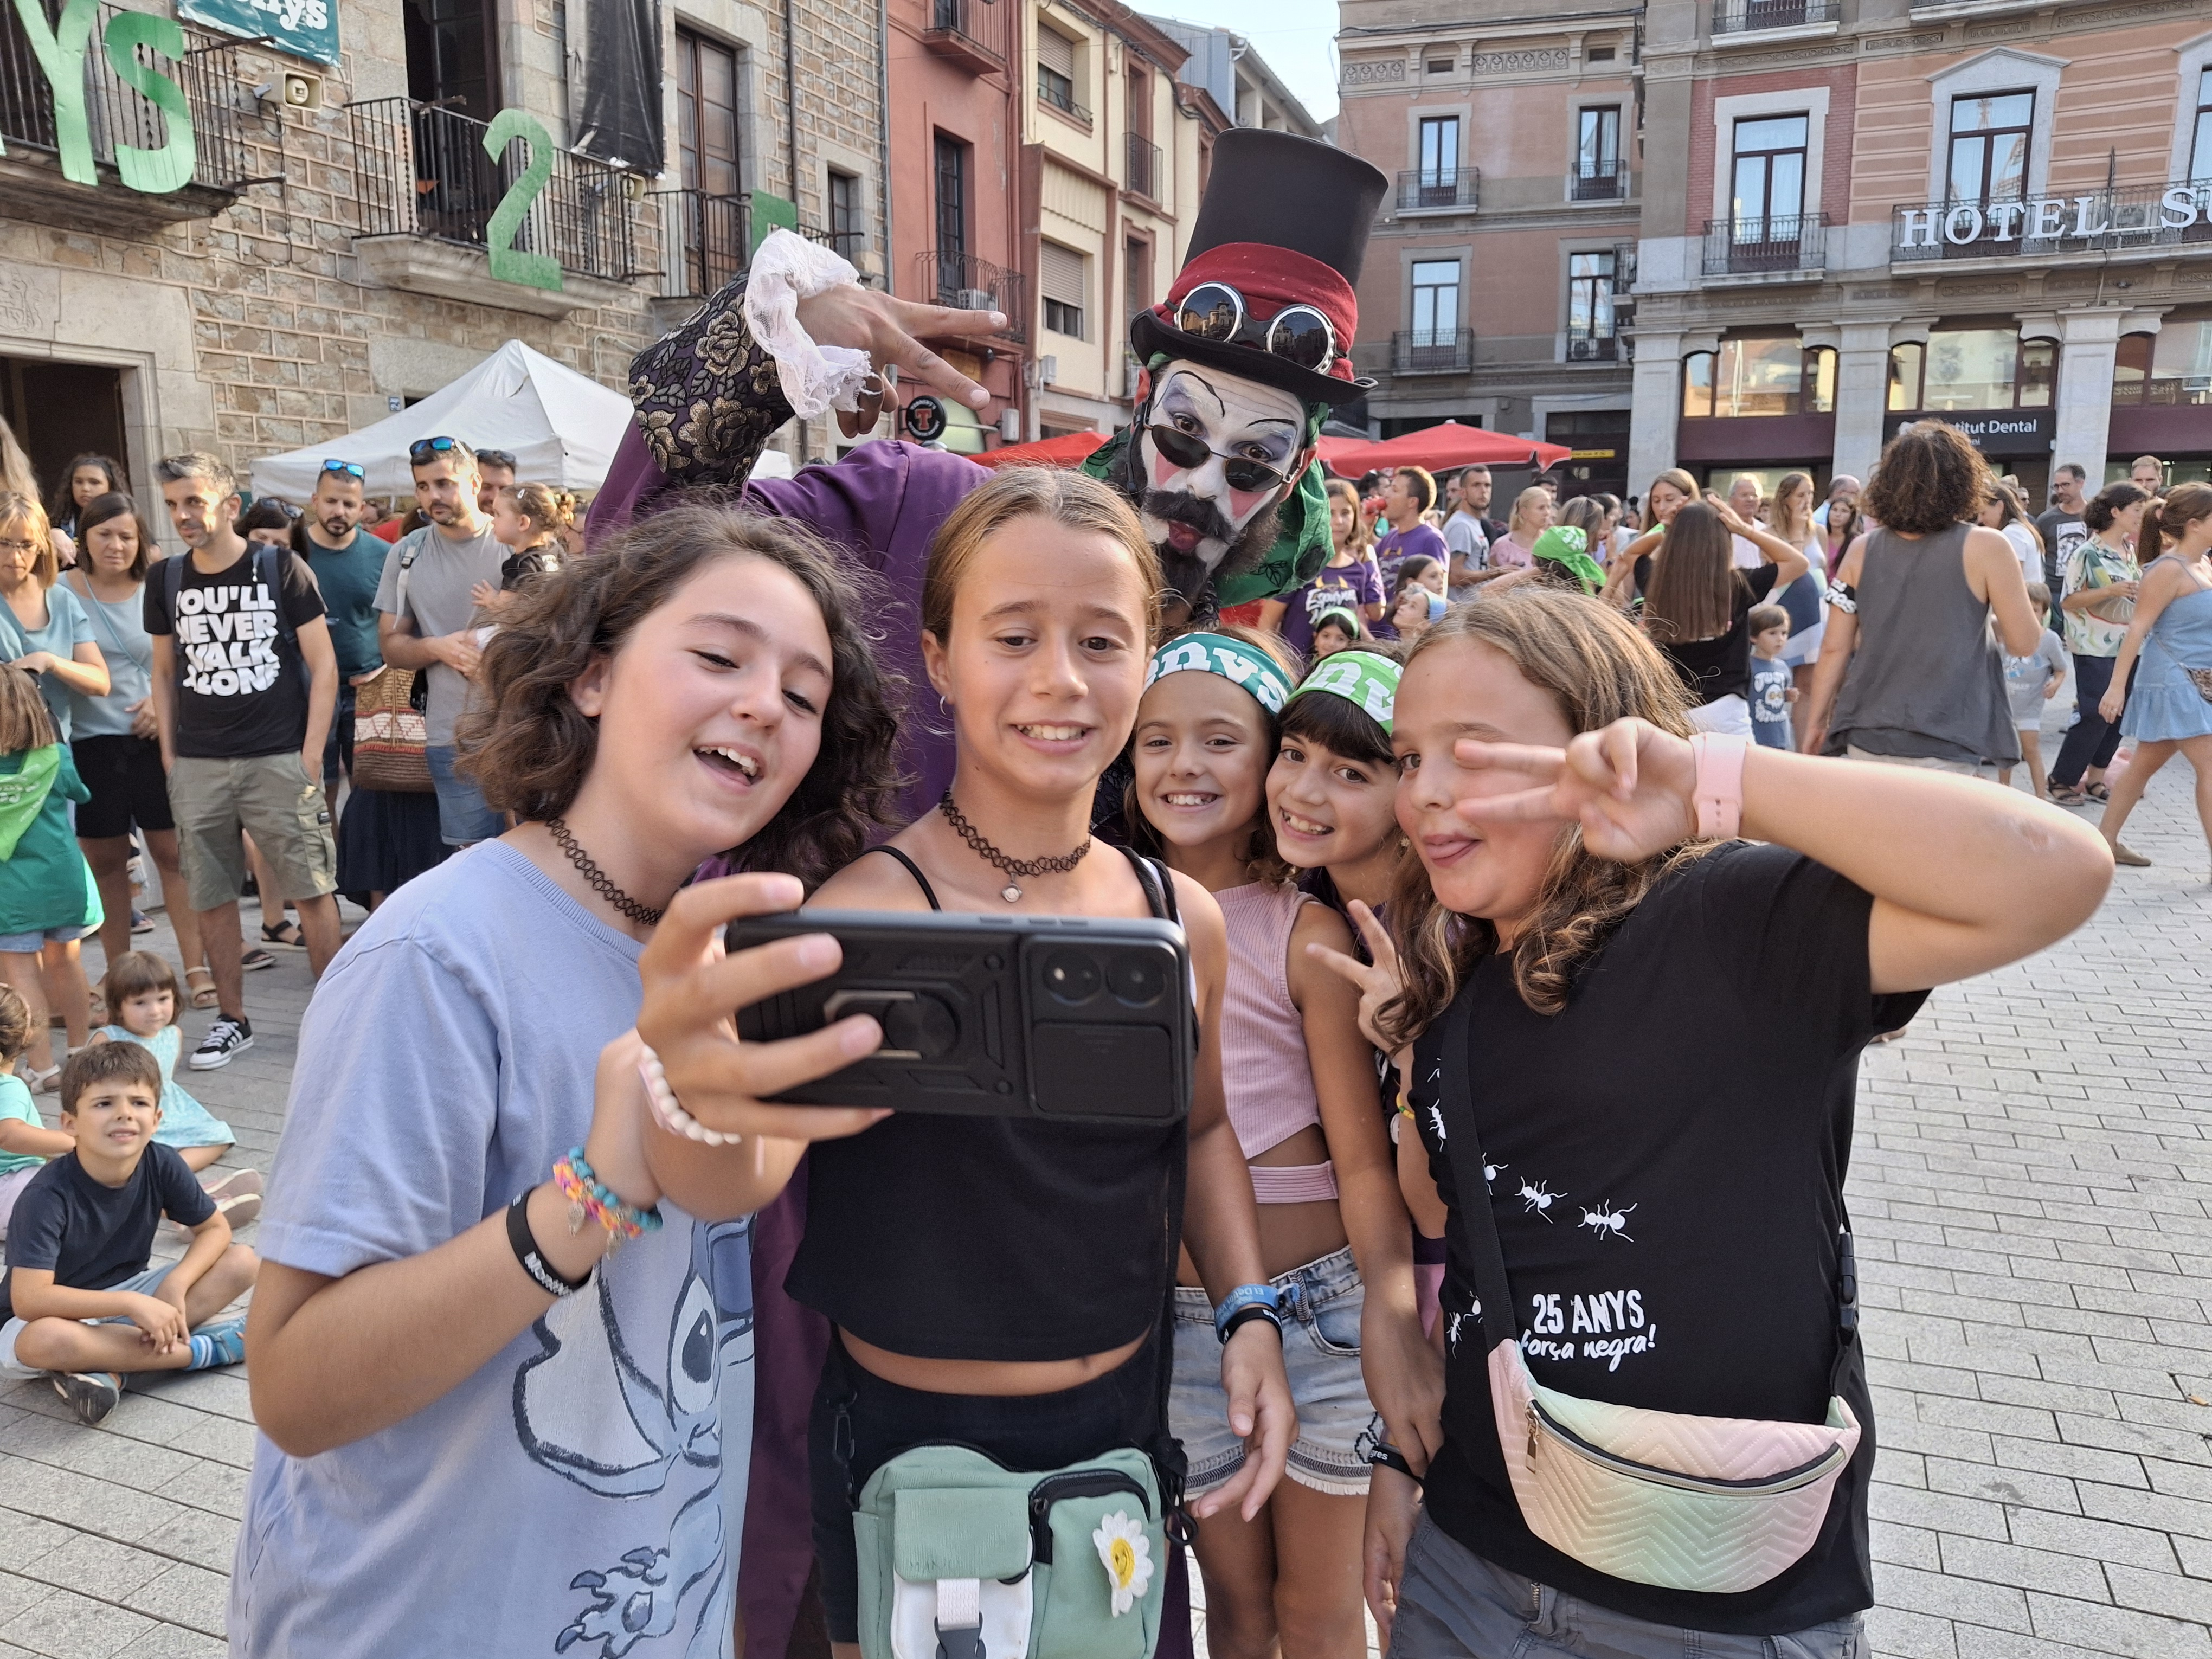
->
[[1144, 424, 1295, 494], [408, 436, 460, 464], [475, 449, 517, 470], [1171, 282, 1338, 373], [320, 460, 365, 480]]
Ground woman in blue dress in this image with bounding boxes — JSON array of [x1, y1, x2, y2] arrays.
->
[[2096, 484, 2212, 874]]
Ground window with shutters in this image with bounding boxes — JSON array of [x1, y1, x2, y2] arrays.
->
[[1042, 242, 1086, 339], [1126, 235, 1150, 313], [675, 29, 741, 197], [1038, 27, 1085, 121]]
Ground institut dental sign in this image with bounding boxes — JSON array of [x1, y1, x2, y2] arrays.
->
[[1896, 185, 2212, 252]]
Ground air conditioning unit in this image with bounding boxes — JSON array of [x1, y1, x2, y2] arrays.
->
[[954, 288, 994, 310]]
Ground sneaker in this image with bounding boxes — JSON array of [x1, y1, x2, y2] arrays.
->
[[200, 1168, 263, 1203], [2110, 840, 2152, 868], [216, 1192, 262, 1227], [130, 909, 154, 935], [240, 947, 275, 972], [189, 1316, 249, 1370], [189, 1017, 254, 1070], [50, 1370, 121, 1426]]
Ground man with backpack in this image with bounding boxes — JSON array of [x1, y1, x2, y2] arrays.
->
[[147, 453, 340, 1070]]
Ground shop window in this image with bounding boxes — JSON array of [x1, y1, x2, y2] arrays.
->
[[1683, 351, 1715, 418], [1888, 342, 1923, 410], [2017, 339, 2055, 408], [2114, 321, 2212, 407], [1889, 329, 2061, 410], [1806, 346, 1836, 414], [1679, 337, 1821, 418]]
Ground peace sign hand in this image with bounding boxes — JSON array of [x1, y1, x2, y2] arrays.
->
[[1452, 719, 1699, 864], [1306, 899, 1409, 1054]]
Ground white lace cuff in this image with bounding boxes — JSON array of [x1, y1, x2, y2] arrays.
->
[[741, 229, 875, 420]]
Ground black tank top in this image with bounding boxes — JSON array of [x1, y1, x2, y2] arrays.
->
[[785, 845, 1191, 1362]]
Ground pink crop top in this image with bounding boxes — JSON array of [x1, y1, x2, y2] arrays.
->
[[1217, 882, 1337, 1203]]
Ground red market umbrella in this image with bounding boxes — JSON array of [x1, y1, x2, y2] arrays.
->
[[1318, 421, 1571, 478], [969, 431, 1109, 469]]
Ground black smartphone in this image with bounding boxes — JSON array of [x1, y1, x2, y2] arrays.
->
[[726, 910, 1193, 1125]]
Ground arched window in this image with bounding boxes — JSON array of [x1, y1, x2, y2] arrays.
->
[[1682, 351, 1716, 417], [2112, 332, 2155, 407], [1681, 338, 1829, 417], [1889, 329, 2060, 412], [1804, 346, 1836, 414], [1888, 341, 1925, 410]]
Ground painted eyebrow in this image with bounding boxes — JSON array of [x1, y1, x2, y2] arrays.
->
[[1161, 369, 1298, 430], [687, 612, 831, 681]]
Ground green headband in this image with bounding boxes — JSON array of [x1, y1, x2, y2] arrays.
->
[[1289, 648, 1401, 732], [1529, 524, 1606, 594], [1146, 631, 1296, 715]]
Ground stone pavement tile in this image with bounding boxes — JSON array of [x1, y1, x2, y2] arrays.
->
[[0, 1514, 72, 1576], [2080, 1481, 2212, 1541], [0, 1581, 156, 1659], [2007, 1508, 2181, 1571], [119, 1564, 226, 1639], [150, 1461, 246, 1525], [127, 1512, 235, 1578], [1868, 1484, 2012, 1542], [1953, 1622, 2160, 1659], [11, 1531, 172, 1604], [1921, 1455, 2081, 1515], [2110, 1565, 2212, 1628], [1871, 1520, 1941, 1571], [1865, 1605, 1959, 1659], [2061, 1413, 2212, 1465], [1873, 1562, 2033, 1632], [0, 1456, 195, 1546], [110, 1626, 225, 1659], [1934, 1535, 2112, 1602], [0, 1579, 48, 1630], [2145, 1457, 2212, 1502], [2025, 1592, 2212, 1659]]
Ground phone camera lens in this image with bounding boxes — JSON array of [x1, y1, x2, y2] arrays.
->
[[1107, 953, 1166, 1005], [1043, 950, 1103, 1003]]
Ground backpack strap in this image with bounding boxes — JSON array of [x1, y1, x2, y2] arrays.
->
[[1434, 993, 1520, 1352], [255, 543, 299, 656]]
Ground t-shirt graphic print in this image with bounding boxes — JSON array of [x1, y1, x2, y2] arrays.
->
[[145, 545, 327, 759]]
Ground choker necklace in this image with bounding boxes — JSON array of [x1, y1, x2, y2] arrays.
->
[[938, 792, 1091, 903], [546, 818, 665, 926]]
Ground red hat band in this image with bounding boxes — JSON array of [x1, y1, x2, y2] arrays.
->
[[1153, 243, 1360, 385]]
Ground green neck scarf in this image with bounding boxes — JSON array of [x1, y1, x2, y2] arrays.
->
[[0, 744, 60, 861], [1081, 362, 1334, 607]]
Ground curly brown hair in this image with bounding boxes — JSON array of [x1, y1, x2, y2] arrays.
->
[[1861, 422, 1987, 535], [456, 500, 905, 891], [1378, 588, 1706, 1038]]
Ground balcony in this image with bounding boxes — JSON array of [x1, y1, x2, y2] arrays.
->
[[1701, 213, 1828, 276], [1037, 74, 1090, 128], [652, 189, 749, 299], [1568, 159, 1631, 203], [349, 98, 640, 315], [1712, 0, 1840, 31], [915, 248, 1026, 343], [1396, 168, 1478, 213], [922, 0, 1010, 72], [0, 4, 253, 232], [1125, 131, 1161, 202], [1891, 182, 2212, 264], [1567, 335, 1619, 362], [1392, 329, 1474, 374]]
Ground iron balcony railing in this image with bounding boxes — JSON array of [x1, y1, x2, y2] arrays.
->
[[653, 188, 748, 298], [1125, 131, 1161, 201], [1567, 335, 1619, 362], [1396, 168, 1478, 212], [1037, 74, 1090, 126], [2111, 371, 2212, 408], [916, 248, 1026, 343], [1713, 0, 1840, 31], [923, 0, 1011, 67], [0, 3, 251, 194], [1393, 329, 1474, 374], [1891, 182, 2212, 262], [1570, 159, 1630, 202], [348, 96, 639, 283], [1702, 212, 1828, 275]]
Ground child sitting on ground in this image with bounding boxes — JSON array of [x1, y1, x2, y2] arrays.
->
[[0, 1043, 258, 1424], [2000, 583, 2068, 799], [89, 953, 259, 1223], [0, 984, 73, 1238], [1747, 602, 1798, 751]]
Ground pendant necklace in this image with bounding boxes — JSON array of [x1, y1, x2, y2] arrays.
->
[[937, 792, 1091, 903], [546, 818, 666, 926]]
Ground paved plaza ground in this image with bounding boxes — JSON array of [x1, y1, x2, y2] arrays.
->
[[1, 743, 2209, 1657]]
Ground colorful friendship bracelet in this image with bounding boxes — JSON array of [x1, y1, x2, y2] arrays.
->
[[637, 1043, 743, 1147], [551, 1146, 664, 1251]]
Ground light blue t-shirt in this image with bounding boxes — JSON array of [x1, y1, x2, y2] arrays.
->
[[0, 583, 94, 741], [0, 1073, 46, 1178], [61, 574, 152, 741], [1749, 653, 1794, 750], [233, 841, 752, 1658]]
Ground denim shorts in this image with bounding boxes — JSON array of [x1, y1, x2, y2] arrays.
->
[[0, 923, 88, 955], [425, 744, 503, 846], [1170, 1244, 1381, 1497], [0, 1261, 176, 1379], [1387, 1514, 1865, 1659]]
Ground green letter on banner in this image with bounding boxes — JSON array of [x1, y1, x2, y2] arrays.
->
[[748, 190, 796, 258], [482, 109, 562, 291], [105, 10, 195, 194], [14, 0, 99, 184]]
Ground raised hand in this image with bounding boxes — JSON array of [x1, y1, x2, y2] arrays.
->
[[793, 284, 1009, 419], [1451, 719, 1698, 863], [1306, 899, 1408, 1054]]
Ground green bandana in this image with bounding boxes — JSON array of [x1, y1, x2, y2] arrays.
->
[[1080, 357, 1334, 607], [0, 744, 59, 860], [1289, 650, 1402, 733], [1530, 525, 1606, 595], [1146, 631, 1296, 714]]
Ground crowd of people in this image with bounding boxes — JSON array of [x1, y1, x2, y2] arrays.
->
[[0, 125, 2191, 1659]]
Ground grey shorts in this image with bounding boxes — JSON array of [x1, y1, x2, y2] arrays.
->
[[168, 751, 337, 911], [0, 1261, 176, 1379], [1387, 1513, 1865, 1659], [1169, 1244, 1382, 1496]]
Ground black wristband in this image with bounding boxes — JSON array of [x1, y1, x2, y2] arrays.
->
[[507, 1192, 590, 1296], [1369, 1444, 1422, 1485], [1218, 1302, 1283, 1343]]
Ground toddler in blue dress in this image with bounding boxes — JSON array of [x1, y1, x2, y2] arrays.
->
[[92, 953, 260, 1220]]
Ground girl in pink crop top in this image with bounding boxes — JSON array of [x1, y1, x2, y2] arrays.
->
[[1131, 627, 1437, 1659]]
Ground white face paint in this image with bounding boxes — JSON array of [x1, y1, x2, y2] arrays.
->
[[1136, 360, 1308, 596]]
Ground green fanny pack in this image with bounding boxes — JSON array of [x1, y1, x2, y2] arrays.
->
[[854, 1443, 1171, 1659]]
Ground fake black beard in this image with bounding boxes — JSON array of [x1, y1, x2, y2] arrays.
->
[[1121, 485, 1281, 611]]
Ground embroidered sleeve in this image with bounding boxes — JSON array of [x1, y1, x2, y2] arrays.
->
[[625, 274, 794, 486], [1824, 580, 1857, 615]]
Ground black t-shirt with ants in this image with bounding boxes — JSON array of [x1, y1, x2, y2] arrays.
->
[[1406, 840, 1925, 1633]]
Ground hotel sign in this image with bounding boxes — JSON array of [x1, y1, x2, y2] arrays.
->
[[1894, 184, 2212, 258]]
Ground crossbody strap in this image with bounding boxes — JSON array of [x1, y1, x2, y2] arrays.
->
[[1435, 994, 1520, 1351]]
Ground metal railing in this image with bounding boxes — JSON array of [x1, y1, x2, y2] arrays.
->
[[1037, 74, 1090, 126], [1392, 329, 1474, 374], [1702, 212, 1828, 275], [1569, 159, 1630, 202], [1713, 0, 1840, 31], [0, 3, 251, 195], [1125, 131, 1161, 200], [916, 248, 1026, 342], [348, 97, 639, 283], [1891, 182, 2212, 262], [923, 0, 1011, 66], [2111, 374, 2212, 408], [1567, 335, 1619, 362], [1396, 168, 1478, 211], [652, 188, 748, 298]]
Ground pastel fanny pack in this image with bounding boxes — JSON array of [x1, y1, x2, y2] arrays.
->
[[1435, 997, 1863, 1596]]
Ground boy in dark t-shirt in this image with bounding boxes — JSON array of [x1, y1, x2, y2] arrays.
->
[[0, 1045, 258, 1424]]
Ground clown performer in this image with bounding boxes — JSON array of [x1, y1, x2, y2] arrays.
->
[[590, 130, 1391, 1659]]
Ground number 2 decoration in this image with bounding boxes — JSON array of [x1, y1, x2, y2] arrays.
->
[[482, 108, 562, 293]]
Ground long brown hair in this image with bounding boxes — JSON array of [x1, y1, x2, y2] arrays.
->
[[1379, 589, 1702, 1037], [1641, 501, 1738, 644], [0, 664, 58, 753], [922, 467, 1161, 646], [1325, 477, 1372, 557], [2140, 482, 2212, 564], [1770, 471, 1816, 549]]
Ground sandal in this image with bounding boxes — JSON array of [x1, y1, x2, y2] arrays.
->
[[241, 947, 275, 972], [2049, 785, 2088, 807], [185, 966, 219, 1010], [22, 1062, 60, 1094], [261, 919, 305, 950], [2084, 782, 2111, 802]]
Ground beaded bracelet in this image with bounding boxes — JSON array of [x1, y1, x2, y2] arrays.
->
[[551, 1146, 665, 1251], [636, 1043, 743, 1147]]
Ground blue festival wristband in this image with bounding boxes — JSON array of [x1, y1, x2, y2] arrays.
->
[[1213, 1283, 1283, 1345]]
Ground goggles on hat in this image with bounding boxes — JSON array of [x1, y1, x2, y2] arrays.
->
[[1172, 282, 1339, 374], [1144, 424, 1297, 494]]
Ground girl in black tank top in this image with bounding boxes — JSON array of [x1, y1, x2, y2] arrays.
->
[[792, 470, 1297, 1647]]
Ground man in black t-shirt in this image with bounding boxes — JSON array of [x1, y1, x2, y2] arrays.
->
[[147, 453, 343, 1070]]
